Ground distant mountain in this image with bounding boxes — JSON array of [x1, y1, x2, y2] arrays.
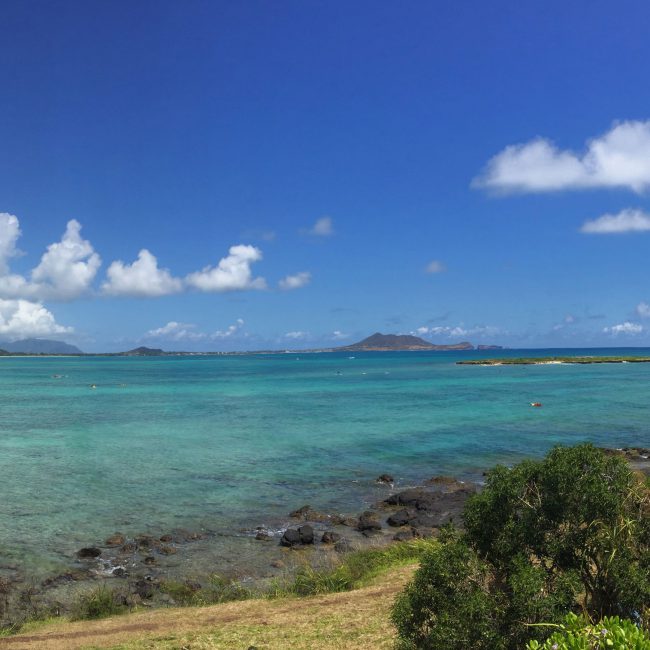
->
[[120, 346, 166, 356], [0, 339, 83, 354], [339, 332, 474, 351]]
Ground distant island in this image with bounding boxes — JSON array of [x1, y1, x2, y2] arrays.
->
[[0, 338, 83, 355], [458, 356, 650, 366], [339, 333, 474, 352]]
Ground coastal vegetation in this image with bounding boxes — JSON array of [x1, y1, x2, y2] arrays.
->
[[458, 356, 650, 365], [393, 445, 650, 649]]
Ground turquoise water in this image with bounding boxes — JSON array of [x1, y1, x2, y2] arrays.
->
[[0, 349, 648, 578]]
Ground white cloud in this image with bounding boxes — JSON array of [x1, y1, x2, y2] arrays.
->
[[474, 120, 650, 194], [307, 217, 334, 236], [102, 249, 183, 297], [145, 321, 205, 341], [580, 208, 650, 234], [212, 318, 245, 339], [279, 271, 311, 290], [416, 324, 501, 338], [0, 213, 21, 275], [603, 321, 644, 335], [0, 298, 73, 340], [331, 330, 349, 340], [425, 260, 446, 274], [285, 330, 309, 339], [636, 302, 650, 319], [185, 245, 266, 292], [0, 219, 101, 301]]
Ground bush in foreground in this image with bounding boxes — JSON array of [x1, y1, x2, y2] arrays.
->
[[393, 445, 650, 649], [527, 613, 650, 649]]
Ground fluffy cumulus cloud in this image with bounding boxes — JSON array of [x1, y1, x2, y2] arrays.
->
[[102, 249, 183, 297], [0, 213, 21, 275], [474, 120, 650, 194], [307, 216, 334, 236], [425, 260, 446, 274], [580, 208, 650, 234], [603, 321, 644, 335], [185, 245, 266, 292], [279, 271, 311, 290], [0, 298, 73, 340], [0, 218, 101, 301]]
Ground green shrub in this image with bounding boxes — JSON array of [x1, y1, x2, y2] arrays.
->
[[71, 585, 128, 620], [393, 539, 504, 650], [527, 612, 650, 649], [393, 444, 650, 649]]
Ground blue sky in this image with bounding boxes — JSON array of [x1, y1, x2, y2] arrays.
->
[[2, 0, 650, 351]]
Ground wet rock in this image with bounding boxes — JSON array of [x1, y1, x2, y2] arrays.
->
[[135, 535, 162, 550], [288, 505, 334, 523], [105, 533, 126, 547], [77, 547, 101, 559], [387, 509, 414, 527], [119, 542, 138, 555], [256, 531, 274, 541], [143, 556, 156, 566], [376, 474, 394, 484], [321, 531, 342, 544], [280, 528, 301, 547], [112, 567, 127, 577], [134, 578, 155, 599], [384, 488, 439, 511], [425, 475, 466, 491], [158, 544, 177, 555], [159, 534, 173, 543], [280, 525, 314, 547], [357, 511, 381, 532]]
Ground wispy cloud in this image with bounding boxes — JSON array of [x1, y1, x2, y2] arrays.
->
[[580, 208, 650, 234], [474, 120, 650, 194], [305, 216, 334, 237], [279, 271, 311, 290], [636, 302, 650, 319], [425, 260, 446, 274], [603, 321, 644, 335]]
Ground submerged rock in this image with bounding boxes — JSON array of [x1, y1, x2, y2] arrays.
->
[[357, 511, 381, 532], [105, 533, 126, 547], [376, 474, 394, 484], [77, 547, 101, 559]]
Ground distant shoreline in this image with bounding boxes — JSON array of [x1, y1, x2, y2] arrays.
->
[[458, 356, 650, 366]]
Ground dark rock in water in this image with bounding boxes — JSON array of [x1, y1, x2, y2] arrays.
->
[[339, 516, 358, 527], [376, 474, 394, 484], [334, 539, 352, 553], [298, 524, 314, 544], [357, 511, 381, 531], [105, 533, 126, 547], [159, 534, 173, 543], [393, 529, 416, 542], [321, 531, 342, 544], [425, 475, 465, 490], [280, 528, 301, 547], [384, 488, 440, 510], [158, 544, 177, 555], [135, 535, 161, 550], [387, 509, 414, 527], [112, 567, 127, 577], [288, 505, 334, 523], [134, 578, 155, 599], [119, 542, 138, 555], [143, 556, 156, 566], [256, 531, 274, 541], [281, 525, 315, 547], [77, 547, 101, 559]]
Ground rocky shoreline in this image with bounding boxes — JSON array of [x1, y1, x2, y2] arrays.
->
[[1, 446, 647, 629]]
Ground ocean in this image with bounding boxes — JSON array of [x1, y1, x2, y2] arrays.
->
[[0, 348, 648, 583]]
